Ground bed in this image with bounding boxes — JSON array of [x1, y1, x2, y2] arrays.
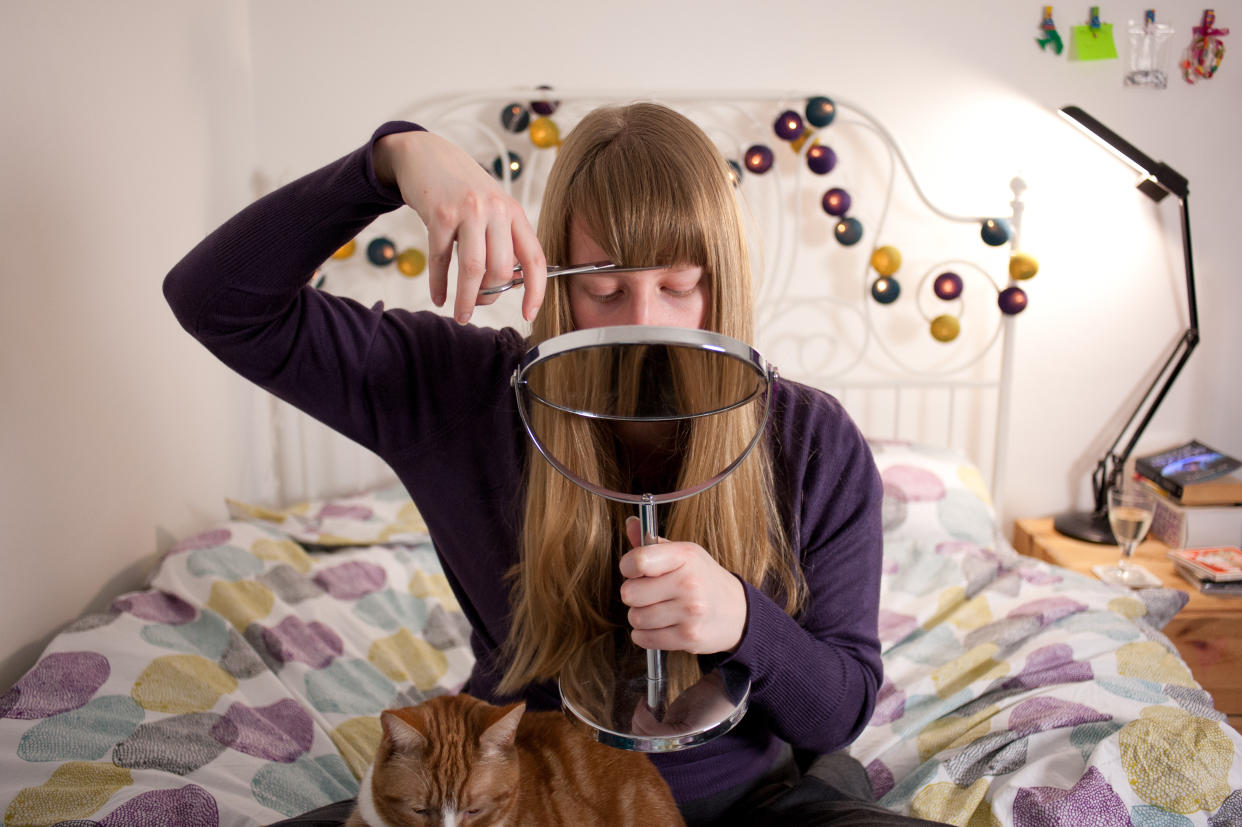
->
[[4, 90, 1241, 825], [4, 444, 1240, 825]]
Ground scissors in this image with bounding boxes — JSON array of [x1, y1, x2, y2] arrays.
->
[[480, 261, 664, 295]]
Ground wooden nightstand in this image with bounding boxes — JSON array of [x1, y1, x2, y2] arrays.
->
[[1014, 517, 1241, 733]]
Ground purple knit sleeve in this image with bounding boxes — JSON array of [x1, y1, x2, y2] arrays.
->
[[723, 385, 884, 753], [161, 121, 517, 455]]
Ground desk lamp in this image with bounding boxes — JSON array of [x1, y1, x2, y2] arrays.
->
[[1053, 105, 1199, 543]]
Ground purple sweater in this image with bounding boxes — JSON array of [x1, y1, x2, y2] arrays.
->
[[163, 122, 884, 804]]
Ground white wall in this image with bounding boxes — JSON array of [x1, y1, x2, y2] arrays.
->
[[0, 2, 256, 686], [2, 0, 1238, 690]]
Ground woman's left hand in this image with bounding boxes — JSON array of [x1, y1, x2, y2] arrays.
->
[[618, 517, 747, 654]]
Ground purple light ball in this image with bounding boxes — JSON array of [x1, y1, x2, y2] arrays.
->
[[934, 272, 963, 300], [774, 109, 805, 141], [821, 187, 851, 217], [530, 86, 559, 116], [744, 144, 774, 174], [998, 286, 1028, 315], [806, 144, 837, 175]]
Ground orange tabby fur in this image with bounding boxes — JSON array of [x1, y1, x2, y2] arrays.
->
[[347, 693, 684, 827]]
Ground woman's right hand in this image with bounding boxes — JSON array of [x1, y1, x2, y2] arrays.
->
[[373, 129, 547, 324]]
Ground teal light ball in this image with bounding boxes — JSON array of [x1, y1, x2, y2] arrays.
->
[[871, 276, 901, 304], [980, 218, 1011, 246], [366, 237, 396, 266], [834, 217, 863, 246], [500, 102, 530, 133], [805, 96, 837, 128], [491, 151, 523, 181]]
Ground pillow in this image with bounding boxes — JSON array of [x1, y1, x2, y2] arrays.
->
[[867, 439, 1000, 550], [226, 483, 426, 547]]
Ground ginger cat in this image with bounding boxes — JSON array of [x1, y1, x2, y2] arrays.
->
[[347, 693, 684, 827]]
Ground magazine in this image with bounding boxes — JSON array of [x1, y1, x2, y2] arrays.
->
[[1171, 561, 1242, 595], [1166, 546, 1242, 582]]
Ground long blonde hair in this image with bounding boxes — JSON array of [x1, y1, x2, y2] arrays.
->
[[498, 103, 804, 696]]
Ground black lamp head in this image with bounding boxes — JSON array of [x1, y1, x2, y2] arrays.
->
[[1059, 106, 1188, 202]]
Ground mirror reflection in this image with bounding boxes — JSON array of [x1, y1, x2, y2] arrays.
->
[[515, 333, 772, 505], [524, 342, 766, 420]]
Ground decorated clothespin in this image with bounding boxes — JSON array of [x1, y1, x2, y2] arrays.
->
[[1037, 6, 1064, 54], [1073, 5, 1118, 59], [1182, 8, 1229, 82], [1144, 9, 1156, 29]]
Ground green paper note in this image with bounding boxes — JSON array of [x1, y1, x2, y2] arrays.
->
[[1072, 23, 1118, 60]]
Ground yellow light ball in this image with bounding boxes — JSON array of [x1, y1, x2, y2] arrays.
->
[[930, 314, 961, 342], [870, 245, 902, 277], [396, 248, 427, 278], [790, 128, 817, 153], [529, 117, 561, 149], [331, 239, 357, 260], [1009, 252, 1039, 281]]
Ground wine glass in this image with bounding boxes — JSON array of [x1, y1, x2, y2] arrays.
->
[[1094, 485, 1158, 588]]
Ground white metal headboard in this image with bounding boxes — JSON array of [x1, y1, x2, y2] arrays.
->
[[252, 88, 1028, 516]]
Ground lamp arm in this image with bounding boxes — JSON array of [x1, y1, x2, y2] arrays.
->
[[1087, 194, 1199, 516]]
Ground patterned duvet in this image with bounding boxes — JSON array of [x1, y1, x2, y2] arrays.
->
[[3, 441, 1240, 826]]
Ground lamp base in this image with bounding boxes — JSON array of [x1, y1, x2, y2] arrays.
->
[[1053, 509, 1116, 545]]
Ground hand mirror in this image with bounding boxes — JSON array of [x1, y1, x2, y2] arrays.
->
[[513, 325, 776, 751]]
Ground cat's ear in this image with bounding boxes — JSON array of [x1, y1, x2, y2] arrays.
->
[[381, 710, 427, 754], [478, 701, 524, 758]]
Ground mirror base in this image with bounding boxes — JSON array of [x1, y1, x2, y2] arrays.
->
[[559, 665, 749, 752]]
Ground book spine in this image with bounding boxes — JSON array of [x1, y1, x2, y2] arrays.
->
[[1135, 465, 1186, 499]]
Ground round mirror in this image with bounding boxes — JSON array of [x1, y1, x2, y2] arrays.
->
[[513, 325, 776, 752], [514, 326, 773, 505]]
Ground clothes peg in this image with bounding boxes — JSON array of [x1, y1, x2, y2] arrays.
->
[[1144, 9, 1156, 28], [1037, 6, 1065, 53], [1089, 6, 1102, 37]]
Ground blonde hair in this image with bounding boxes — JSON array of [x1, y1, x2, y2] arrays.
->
[[498, 103, 804, 697]]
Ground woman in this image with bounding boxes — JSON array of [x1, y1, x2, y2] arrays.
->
[[166, 103, 938, 825]]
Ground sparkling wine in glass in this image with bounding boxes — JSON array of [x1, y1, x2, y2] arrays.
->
[[1095, 485, 1158, 588]]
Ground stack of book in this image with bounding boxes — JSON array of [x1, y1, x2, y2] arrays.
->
[[1134, 440, 1242, 548], [1167, 546, 1242, 595]]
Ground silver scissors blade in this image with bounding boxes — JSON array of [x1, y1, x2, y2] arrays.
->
[[480, 261, 662, 295]]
